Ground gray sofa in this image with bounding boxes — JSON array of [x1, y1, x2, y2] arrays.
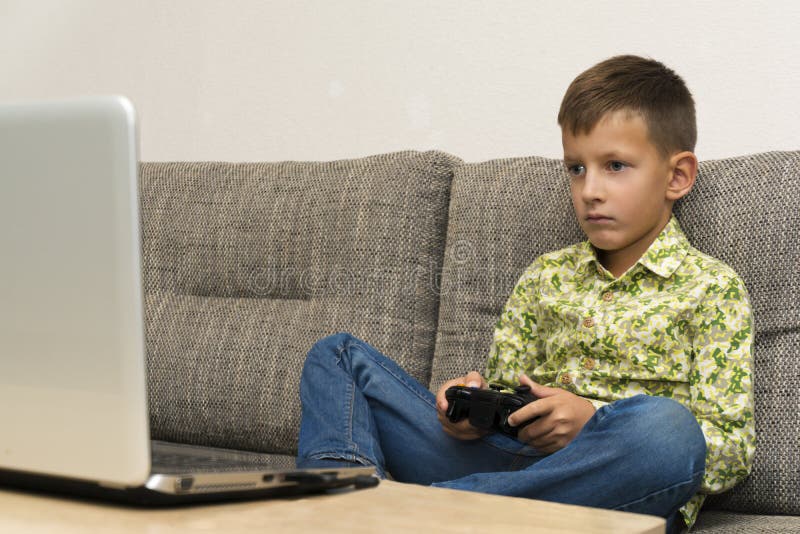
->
[[138, 150, 799, 532]]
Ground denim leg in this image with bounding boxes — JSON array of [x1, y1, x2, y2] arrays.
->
[[432, 394, 706, 522], [296, 332, 543, 482]]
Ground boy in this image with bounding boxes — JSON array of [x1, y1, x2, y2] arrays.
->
[[296, 55, 754, 533]]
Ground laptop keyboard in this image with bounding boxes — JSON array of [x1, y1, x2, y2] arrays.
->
[[150, 440, 296, 474]]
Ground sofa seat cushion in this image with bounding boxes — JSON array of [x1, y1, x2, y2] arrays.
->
[[140, 151, 460, 454], [692, 511, 800, 533]]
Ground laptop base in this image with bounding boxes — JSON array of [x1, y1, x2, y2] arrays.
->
[[0, 466, 379, 506]]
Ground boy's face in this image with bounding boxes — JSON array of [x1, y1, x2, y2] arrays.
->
[[562, 110, 676, 273]]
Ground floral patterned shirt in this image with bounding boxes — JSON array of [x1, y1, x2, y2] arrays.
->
[[484, 215, 755, 529]]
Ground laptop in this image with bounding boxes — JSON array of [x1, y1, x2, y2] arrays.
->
[[0, 96, 376, 504]]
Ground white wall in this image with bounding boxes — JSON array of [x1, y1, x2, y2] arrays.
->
[[2, 0, 798, 162]]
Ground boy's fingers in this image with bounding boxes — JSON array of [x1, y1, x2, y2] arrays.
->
[[437, 410, 485, 440], [519, 374, 535, 386], [451, 419, 487, 440], [436, 375, 469, 411], [507, 397, 551, 427], [437, 371, 485, 411], [518, 415, 556, 442], [465, 370, 484, 388], [519, 374, 560, 398], [436, 378, 458, 411], [519, 374, 546, 396]]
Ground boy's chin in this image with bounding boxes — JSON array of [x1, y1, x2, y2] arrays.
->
[[583, 230, 620, 252], [589, 241, 612, 254], [586, 235, 629, 258]]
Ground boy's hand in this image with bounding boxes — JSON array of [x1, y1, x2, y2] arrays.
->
[[435, 371, 490, 440], [507, 374, 596, 454]]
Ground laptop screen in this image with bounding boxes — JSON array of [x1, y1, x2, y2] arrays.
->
[[0, 96, 151, 486]]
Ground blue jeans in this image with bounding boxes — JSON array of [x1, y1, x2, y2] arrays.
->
[[297, 333, 706, 533]]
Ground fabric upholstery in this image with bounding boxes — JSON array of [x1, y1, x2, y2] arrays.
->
[[692, 511, 800, 533], [431, 151, 800, 516], [678, 152, 800, 515], [430, 155, 583, 391], [138, 149, 799, 531], [139, 151, 460, 454]]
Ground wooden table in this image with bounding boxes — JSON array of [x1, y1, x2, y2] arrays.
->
[[0, 479, 665, 533]]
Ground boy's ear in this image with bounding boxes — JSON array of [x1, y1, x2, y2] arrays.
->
[[666, 151, 697, 201]]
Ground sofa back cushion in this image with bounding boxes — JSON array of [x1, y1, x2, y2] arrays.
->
[[430, 156, 583, 389], [432, 151, 800, 515], [140, 151, 459, 454], [676, 151, 800, 515]]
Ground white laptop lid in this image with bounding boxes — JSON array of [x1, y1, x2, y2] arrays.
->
[[0, 96, 150, 486]]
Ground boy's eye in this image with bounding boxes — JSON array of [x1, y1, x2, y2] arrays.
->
[[566, 164, 585, 176], [608, 161, 627, 172]]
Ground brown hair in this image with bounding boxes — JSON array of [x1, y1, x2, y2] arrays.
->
[[557, 55, 696, 158]]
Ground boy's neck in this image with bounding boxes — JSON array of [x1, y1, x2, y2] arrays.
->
[[596, 250, 636, 279]]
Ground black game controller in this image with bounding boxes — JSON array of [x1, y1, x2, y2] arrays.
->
[[445, 383, 538, 437]]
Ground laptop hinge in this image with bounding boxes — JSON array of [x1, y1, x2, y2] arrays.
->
[[97, 480, 129, 490]]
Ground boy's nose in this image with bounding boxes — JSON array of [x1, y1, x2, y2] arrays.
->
[[581, 171, 605, 202]]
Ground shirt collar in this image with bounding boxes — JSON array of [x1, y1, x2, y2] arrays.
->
[[575, 215, 690, 279]]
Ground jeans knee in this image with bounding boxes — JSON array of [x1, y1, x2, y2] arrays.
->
[[310, 332, 357, 356], [303, 333, 395, 394], [304, 332, 373, 376], [616, 395, 706, 469], [303, 332, 354, 375], [300, 332, 398, 415]]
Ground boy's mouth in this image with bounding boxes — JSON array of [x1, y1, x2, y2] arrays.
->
[[586, 214, 614, 224]]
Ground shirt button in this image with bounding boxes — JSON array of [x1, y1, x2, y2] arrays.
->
[[602, 292, 614, 302], [583, 358, 596, 370], [560, 374, 572, 385], [582, 317, 595, 328]]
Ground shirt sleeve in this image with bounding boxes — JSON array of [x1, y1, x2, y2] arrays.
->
[[484, 258, 544, 387], [689, 274, 756, 494]]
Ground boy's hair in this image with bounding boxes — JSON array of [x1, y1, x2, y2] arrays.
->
[[557, 55, 696, 158]]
